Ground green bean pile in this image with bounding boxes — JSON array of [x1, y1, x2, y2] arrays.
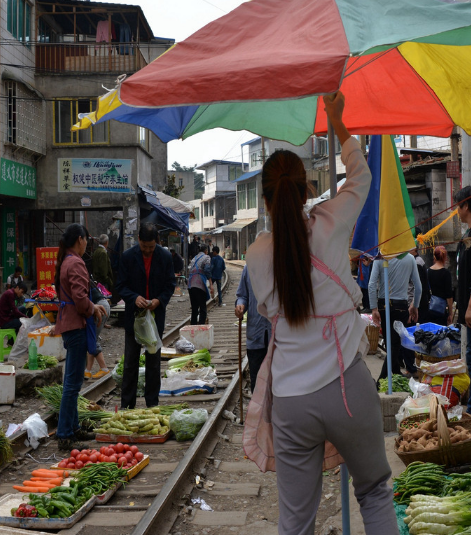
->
[[393, 462, 447, 504], [73, 462, 128, 495]]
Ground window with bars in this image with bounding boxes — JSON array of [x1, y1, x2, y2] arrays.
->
[[204, 202, 209, 217], [53, 99, 109, 145], [247, 182, 257, 209], [237, 183, 247, 210], [7, 0, 31, 45], [194, 207, 200, 221], [4, 81, 46, 155]]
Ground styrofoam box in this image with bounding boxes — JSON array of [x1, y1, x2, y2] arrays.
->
[[179, 324, 214, 350], [28, 326, 66, 361], [0, 364, 15, 404]]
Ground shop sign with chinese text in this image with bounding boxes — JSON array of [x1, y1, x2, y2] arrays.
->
[[36, 247, 58, 288], [0, 158, 36, 199], [58, 158, 132, 193], [2, 209, 16, 271]]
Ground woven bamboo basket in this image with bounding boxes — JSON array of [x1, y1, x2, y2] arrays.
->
[[395, 400, 471, 467], [415, 351, 461, 366], [366, 325, 380, 354], [398, 413, 431, 435]]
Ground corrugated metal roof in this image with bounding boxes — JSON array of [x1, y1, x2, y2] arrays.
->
[[212, 218, 257, 234], [234, 170, 261, 182]]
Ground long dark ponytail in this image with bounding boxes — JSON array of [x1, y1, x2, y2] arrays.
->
[[54, 224, 88, 293], [262, 150, 314, 327]]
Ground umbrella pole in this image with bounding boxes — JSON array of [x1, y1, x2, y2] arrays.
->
[[238, 317, 244, 424], [383, 260, 393, 395], [328, 116, 350, 535]]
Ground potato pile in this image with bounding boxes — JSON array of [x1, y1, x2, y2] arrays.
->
[[397, 419, 471, 452]]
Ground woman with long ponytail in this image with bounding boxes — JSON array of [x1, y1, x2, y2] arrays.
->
[[244, 93, 399, 535], [54, 223, 106, 451]]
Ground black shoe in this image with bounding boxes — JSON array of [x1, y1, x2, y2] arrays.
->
[[58, 438, 88, 452], [74, 428, 95, 441]]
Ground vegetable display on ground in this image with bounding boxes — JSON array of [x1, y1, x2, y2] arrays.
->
[[36, 384, 113, 424], [378, 374, 413, 394], [24, 354, 58, 370], [93, 405, 187, 436], [57, 444, 144, 469], [0, 428, 13, 465]]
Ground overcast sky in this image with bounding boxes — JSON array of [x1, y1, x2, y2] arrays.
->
[[98, 0, 255, 169]]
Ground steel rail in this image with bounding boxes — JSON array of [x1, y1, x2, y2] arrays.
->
[[132, 355, 249, 535]]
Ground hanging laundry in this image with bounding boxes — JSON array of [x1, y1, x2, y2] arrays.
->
[[119, 23, 132, 55]]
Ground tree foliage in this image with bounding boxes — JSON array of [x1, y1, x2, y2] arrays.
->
[[163, 174, 185, 199], [172, 161, 204, 200]]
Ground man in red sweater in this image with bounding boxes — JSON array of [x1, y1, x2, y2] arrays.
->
[[0, 282, 27, 333]]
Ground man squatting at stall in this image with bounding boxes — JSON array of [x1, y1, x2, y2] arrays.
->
[[116, 223, 176, 409]]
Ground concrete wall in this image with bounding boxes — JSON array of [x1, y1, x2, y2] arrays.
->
[[167, 170, 195, 201]]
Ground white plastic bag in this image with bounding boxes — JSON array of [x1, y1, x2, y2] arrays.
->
[[166, 366, 217, 385], [22, 413, 48, 449], [169, 408, 208, 441], [160, 373, 217, 396], [419, 358, 467, 376], [134, 309, 162, 354], [396, 392, 449, 423], [9, 312, 51, 360]]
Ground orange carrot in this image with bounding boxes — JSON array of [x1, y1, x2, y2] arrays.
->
[[23, 480, 55, 488], [13, 485, 48, 493], [30, 477, 64, 485], [32, 469, 66, 477]]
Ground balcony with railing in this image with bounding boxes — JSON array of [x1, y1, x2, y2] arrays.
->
[[35, 42, 147, 74]]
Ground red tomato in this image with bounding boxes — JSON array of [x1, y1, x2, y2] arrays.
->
[[84, 461, 93, 466], [134, 452, 144, 462], [58, 460, 68, 468], [89, 454, 98, 463], [123, 444, 131, 452], [106, 448, 115, 457], [70, 449, 80, 458], [103, 456, 110, 463], [117, 457, 127, 467], [68, 457, 76, 464], [130, 446, 139, 455], [90, 449, 98, 456], [81, 455, 90, 463], [124, 451, 133, 461], [98, 454, 105, 462], [100, 447, 107, 455], [125, 464, 132, 469], [109, 455, 117, 463], [115, 443, 124, 454], [131, 459, 138, 466], [67, 462, 75, 468], [75, 460, 84, 469]]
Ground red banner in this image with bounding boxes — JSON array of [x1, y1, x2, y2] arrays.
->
[[36, 247, 59, 288]]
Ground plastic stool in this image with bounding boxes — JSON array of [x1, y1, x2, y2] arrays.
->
[[0, 329, 17, 362]]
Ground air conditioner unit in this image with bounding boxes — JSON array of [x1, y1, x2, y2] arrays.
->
[[313, 136, 328, 158]]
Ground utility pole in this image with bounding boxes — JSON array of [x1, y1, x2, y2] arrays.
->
[[462, 130, 471, 188], [450, 127, 462, 244]]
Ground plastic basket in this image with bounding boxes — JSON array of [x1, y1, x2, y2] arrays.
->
[[406, 322, 460, 336]]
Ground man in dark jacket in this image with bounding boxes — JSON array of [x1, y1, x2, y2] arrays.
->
[[116, 223, 176, 409], [170, 249, 184, 274], [210, 246, 226, 306], [0, 282, 27, 333], [91, 234, 114, 290]]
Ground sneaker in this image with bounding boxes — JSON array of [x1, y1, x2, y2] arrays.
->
[[58, 438, 88, 451], [74, 428, 95, 440], [84, 371, 92, 379], [92, 369, 110, 379]]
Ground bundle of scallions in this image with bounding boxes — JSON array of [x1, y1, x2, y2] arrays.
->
[[405, 493, 471, 534], [0, 429, 13, 465], [36, 384, 114, 424]]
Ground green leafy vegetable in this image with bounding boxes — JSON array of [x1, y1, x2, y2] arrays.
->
[[24, 354, 58, 370], [168, 350, 211, 371], [378, 374, 412, 394]]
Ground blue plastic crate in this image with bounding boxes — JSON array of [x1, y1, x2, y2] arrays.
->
[[406, 322, 460, 336]]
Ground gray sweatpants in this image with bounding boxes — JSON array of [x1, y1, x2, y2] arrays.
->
[[272, 355, 399, 535]]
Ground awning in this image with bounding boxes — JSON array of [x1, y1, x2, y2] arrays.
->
[[234, 170, 261, 182], [212, 218, 257, 234]]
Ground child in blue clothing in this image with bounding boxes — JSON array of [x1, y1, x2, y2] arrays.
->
[[211, 246, 226, 306]]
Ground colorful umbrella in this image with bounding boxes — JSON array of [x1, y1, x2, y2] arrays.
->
[[351, 135, 416, 258], [73, 0, 471, 144]]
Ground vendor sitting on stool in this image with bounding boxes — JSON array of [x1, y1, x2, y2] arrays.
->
[[0, 282, 27, 334]]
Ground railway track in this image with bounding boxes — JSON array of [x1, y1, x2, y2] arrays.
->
[[0, 264, 285, 535]]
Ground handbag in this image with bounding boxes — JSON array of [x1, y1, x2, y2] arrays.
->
[[429, 294, 447, 315]]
